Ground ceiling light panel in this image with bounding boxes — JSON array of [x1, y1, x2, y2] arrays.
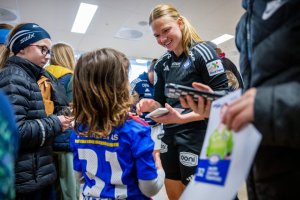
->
[[71, 3, 98, 34]]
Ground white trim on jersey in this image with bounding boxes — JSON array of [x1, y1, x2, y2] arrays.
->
[[194, 46, 209, 62], [200, 43, 214, 59]]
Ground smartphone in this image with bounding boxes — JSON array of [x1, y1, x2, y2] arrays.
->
[[145, 108, 169, 118], [165, 83, 226, 101]]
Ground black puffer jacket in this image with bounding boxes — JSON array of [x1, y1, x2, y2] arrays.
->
[[0, 56, 68, 193], [236, 0, 300, 199]]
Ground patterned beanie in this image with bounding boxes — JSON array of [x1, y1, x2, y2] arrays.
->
[[7, 23, 51, 54]]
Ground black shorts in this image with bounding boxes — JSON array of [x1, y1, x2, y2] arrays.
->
[[160, 128, 206, 185]]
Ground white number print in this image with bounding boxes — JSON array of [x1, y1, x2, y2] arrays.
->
[[106, 151, 127, 199], [78, 149, 127, 199]]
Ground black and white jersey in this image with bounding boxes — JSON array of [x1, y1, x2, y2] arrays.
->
[[154, 42, 228, 134]]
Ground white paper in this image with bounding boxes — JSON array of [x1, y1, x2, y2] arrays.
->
[[180, 90, 262, 200]]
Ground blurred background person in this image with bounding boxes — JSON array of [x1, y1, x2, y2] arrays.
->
[[130, 58, 156, 105], [46, 42, 80, 200], [0, 23, 13, 58], [130, 58, 164, 151]]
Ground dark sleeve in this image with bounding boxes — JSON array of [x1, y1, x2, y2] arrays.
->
[[67, 76, 73, 103], [45, 71, 69, 114], [254, 82, 300, 148], [194, 44, 229, 91], [153, 60, 166, 106], [252, 10, 300, 147], [65, 74, 73, 103], [0, 74, 61, 150]]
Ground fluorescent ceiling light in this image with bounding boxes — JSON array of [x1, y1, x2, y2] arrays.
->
[[211, 34, 234, 45], [71, 3, 98, 34]]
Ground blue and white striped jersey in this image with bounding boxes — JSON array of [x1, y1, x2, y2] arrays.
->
[[70, 115, 157, 200]]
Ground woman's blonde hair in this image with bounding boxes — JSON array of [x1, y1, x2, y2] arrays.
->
[[50, 43, 75, 70], [0, 23, 25, 68], [73, 48, 134, 137], [149, 4, 203, 55]]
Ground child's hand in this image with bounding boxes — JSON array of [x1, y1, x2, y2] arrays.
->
[[57, 115, 72, 131], [136, 98, 160, 115]]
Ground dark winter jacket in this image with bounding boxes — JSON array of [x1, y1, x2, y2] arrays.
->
[[46, 64, 73, 151], [236, 0, 300, 199], [0, 56, 68, 193]]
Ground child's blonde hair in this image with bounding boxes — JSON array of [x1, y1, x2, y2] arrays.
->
[[73, 48, 134, 137], [50, 43, 75, 70]]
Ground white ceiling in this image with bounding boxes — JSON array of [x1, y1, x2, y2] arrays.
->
[[0, 0, 244, 63]]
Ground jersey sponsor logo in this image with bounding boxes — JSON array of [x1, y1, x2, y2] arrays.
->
[[142, 83, 149, 88], [171, 62, 181, 68], [75, 139, 119, 147], [144, 93, 152, 97], [163, 63, 170, 71], [145, 88, 150, 93], [160, 141, 168, 153], [180, 152, 198, 166], [206, 60, 224, 76]]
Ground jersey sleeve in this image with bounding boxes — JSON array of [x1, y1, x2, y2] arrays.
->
[[130, 125, 157, 180], [130, 78, 139, 95], [193, 43, 229, 91], [154, 55, 168, 106]]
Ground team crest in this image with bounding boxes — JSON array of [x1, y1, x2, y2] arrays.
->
[[183, 59, 191, 69]]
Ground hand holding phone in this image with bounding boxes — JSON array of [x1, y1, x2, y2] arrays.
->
[[165, 83, 226, 101]]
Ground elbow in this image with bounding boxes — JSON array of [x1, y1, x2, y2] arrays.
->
[[138, 169, 165, 197]]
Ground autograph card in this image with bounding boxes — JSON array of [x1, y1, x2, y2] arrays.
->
[[180, 90, 262, 200]]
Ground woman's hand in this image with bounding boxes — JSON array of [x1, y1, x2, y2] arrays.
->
[[222, 88, 256, 131], [179, 82, 213, 118], [136, 98, 161, 115]]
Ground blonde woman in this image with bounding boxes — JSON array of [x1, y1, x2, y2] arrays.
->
[[136, 4, 229, 199], [46, 43, 75, 102]]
